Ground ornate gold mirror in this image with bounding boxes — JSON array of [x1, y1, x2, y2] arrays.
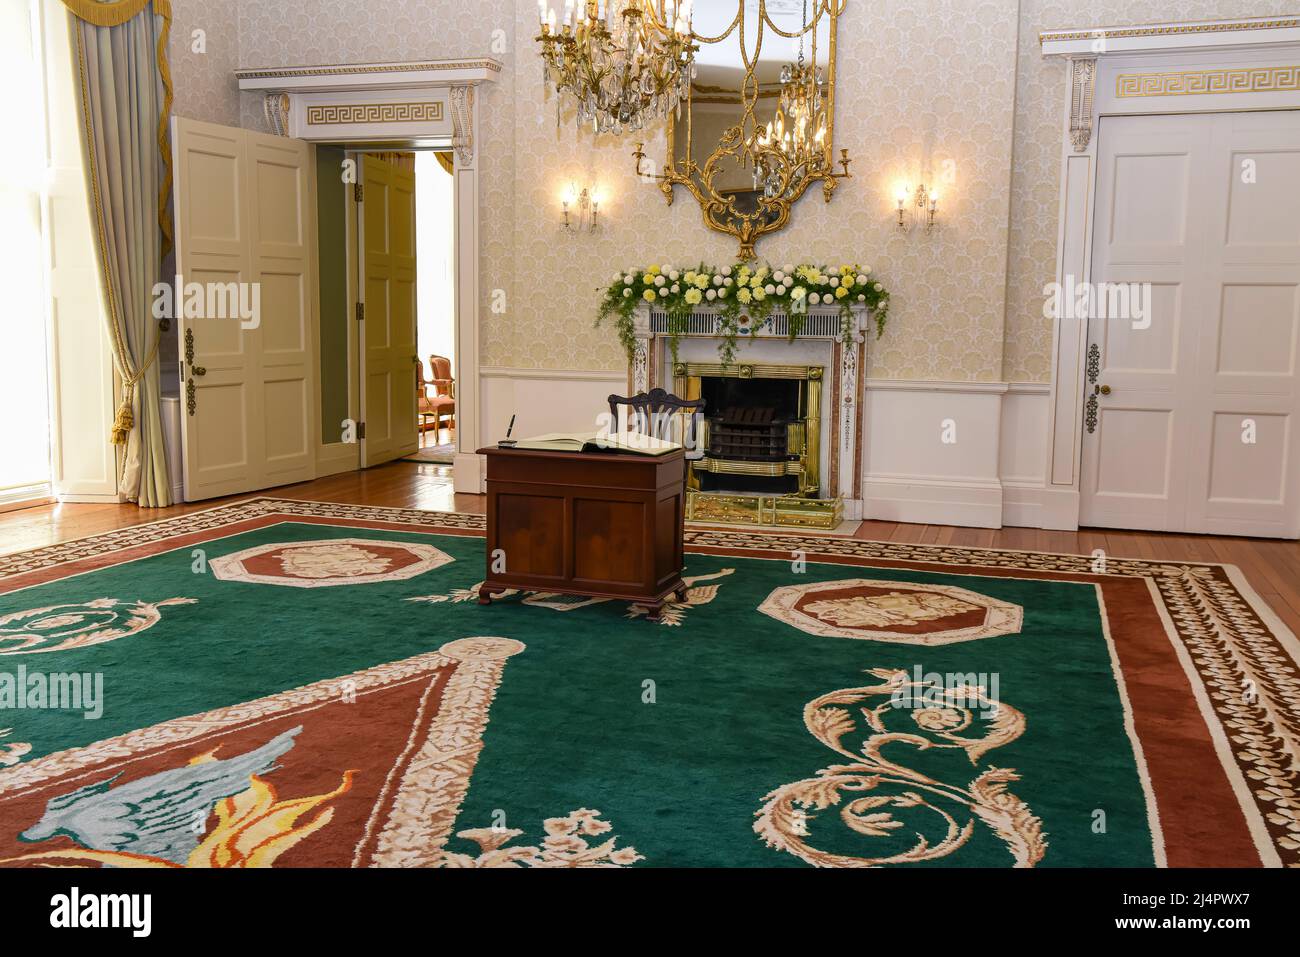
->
[[634, 0, 850, 258]]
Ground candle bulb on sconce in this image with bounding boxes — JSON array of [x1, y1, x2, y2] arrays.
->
[[894, 183, 941, 231], [560, 181, 602, 233]]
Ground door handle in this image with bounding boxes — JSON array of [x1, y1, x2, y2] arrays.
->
[[1085, 384, 1110, 434], [184, 329, 206, 375], [184, 329, 206, 415]]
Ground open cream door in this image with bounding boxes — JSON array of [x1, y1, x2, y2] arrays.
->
[[172, 118, 318, 501], [360, 154, 419, 467]]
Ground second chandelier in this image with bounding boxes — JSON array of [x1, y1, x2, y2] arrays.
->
[[535, 0, 698, 135]]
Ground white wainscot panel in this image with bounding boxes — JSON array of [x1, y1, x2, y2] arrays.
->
[[861, 380, 1008, 528], [472, 371, 1056, 531], [479, 367, 627, 440], [999, 384, 1052, 528], [461, 366, 627, 493]]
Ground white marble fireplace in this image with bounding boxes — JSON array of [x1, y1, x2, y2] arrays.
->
[[630, 303, 870, 525]]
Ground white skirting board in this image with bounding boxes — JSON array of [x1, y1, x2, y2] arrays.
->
[[859, 476, 1006, 528], [467, 368, 1056, 527]]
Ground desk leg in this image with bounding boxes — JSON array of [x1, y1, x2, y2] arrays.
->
[[478, 584, 502, 606]]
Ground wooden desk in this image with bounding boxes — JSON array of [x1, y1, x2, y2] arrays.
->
[[476, 446, 687, 619]]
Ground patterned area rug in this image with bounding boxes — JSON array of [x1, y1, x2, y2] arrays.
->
[[402, 445, 455, 464], [0, 498, 1297, 868]]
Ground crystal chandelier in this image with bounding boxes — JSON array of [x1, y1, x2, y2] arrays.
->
[[535, 0, 697, 134], [753, 2, 827, 197]]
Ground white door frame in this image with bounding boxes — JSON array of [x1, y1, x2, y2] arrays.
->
[[1039, 17, 1300, 531], [236, 58, 500, 492]]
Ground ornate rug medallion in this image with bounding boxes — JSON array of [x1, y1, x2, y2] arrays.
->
[[758, 579, 1023, 644], [209, 538, 453, 588], [0, 598, 196, 656]]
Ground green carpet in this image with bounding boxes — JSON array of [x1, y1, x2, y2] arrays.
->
[[0, 521, 1155, 867]]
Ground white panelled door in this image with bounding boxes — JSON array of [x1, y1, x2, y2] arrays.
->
[[172, 118, 318, 501], [1081, 111, 1300, 537]]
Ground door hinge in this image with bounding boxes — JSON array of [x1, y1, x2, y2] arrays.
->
[[357, 422, 366, 439], [354, 183, 364, 203], [355, 302, 364, 322]]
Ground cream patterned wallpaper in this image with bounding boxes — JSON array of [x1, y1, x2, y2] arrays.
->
[[168, 0, 240, 125], [504, 0, 1020, 379], [162, 1, 1300, 384], [1002, 0, 1300, 383], [219, 0, 1020, 380]]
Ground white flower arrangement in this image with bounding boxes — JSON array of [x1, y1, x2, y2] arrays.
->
[[597, 260, 892, 366]]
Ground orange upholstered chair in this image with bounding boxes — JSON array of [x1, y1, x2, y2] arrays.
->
[[418, 355, 455, 445]]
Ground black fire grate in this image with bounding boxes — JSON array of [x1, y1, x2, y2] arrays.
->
[[706, 406, 791, 461]]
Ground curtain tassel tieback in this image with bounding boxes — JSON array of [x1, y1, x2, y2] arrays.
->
[[108, 324, 163, 446], [110, 393, 135, 445]]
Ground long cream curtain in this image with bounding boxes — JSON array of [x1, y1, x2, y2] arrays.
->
[[65, 0, 174, 506]]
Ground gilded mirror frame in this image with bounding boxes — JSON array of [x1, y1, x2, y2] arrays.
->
[[634, 0, 850, 259]]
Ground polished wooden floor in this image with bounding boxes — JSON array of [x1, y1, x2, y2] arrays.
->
[[3, 460, 1298, 634]]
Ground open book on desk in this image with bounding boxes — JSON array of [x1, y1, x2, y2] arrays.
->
[[511, 431, 680, 457]]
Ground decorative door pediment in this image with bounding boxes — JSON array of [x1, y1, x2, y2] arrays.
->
[[234, 58, 500, 163]]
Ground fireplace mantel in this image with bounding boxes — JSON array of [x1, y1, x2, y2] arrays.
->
[[631, 303, 871, 526], [639, 302, 871, 343], [629, 301, 870, 390]]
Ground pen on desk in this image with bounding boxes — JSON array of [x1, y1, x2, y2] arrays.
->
[[506, 415, 516, 439]]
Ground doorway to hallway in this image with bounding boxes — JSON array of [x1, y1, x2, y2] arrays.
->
[[414, 151, 456, 463]]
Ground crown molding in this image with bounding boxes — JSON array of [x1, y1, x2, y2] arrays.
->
[[235, 58, 502, 93], [1040, 16, 1300, 58]]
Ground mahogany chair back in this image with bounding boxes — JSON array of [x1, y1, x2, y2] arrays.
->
[[607, 388, 705, 458]]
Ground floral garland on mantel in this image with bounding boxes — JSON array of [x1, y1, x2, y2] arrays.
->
[[596, 262, 890, 367]]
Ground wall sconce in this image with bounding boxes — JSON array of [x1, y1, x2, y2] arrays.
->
[[895, 183, 939, 231], [561, 182, 601, 232]]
